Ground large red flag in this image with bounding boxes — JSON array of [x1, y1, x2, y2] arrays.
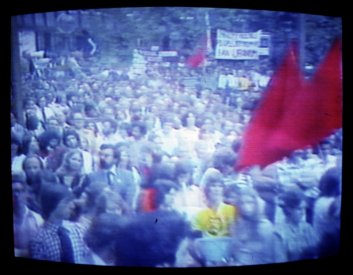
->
[[236, 44, 303, 170], [236, 40, 342, 171], [268, 40, 342, 153]]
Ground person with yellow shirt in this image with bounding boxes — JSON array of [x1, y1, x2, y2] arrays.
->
[[192, 170, 238, 237]]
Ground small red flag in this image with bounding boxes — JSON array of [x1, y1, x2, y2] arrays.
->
[[186, 47, 206, 68]]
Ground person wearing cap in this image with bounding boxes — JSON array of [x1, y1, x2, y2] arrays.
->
[[12, 172, 44, 257]]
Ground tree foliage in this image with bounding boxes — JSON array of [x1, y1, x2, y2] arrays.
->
[[73, 7, 341, 68]]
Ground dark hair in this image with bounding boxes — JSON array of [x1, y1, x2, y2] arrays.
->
[[174, 160, 194, 177], [12, 172, 26, 184], [151, 162, 175, 182], [279, 187, 305, 210], [99, 143, 119, 159], [84, 213, 128, 254], [212, 148, 237, 172], [26, 113, 40, 130], [11, 133, 22, 147], [62, 129, 81, 147], [114, 210, 189, 266], [153, 179, 179, 208], [40, 182, 73, 220], [22, 154, 45, 171], [38, 129, 62, 152], [129, 121, 147, 136], [101, 118, 118, 132], [318, 168, 341, 197]]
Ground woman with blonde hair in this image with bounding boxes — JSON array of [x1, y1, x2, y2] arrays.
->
[[55, 149, 87, 197]]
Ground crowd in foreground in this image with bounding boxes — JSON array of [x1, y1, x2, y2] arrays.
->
[[11, 51, 342, 266]]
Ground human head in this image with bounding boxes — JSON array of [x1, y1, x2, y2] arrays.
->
[[318, 168, 341, 197], [12, 172, 27, 207], [99, 144, 117, 169], [154, 179, 179, 210], [22, 154, 44, 179], [212, 148, 237, 175], [203, 169, 224, 202], [61, 149, 83, 172], [84, 213, 128, 257], [63, 130, 81, 149], [40, 182, 75, 220], [279, 186, 306, 224]]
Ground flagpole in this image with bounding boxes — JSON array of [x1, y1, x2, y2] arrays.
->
[[204, 10, 211, 74], [205, 10, 212, 54], [298, 13, 305, 73]]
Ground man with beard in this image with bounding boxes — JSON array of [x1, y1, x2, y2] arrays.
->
[[84, 144, 137, 213]]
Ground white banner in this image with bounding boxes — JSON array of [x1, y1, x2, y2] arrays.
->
[[215, 30, 265, 60]]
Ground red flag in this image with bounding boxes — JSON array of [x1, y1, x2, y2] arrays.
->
[[268, 40, 342, 152], [186, 47, 206, 68], [236, 40, 342, 171], [236, 44, 303, 170]]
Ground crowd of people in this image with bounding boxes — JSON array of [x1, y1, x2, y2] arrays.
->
[[11, 50, 342, 267]]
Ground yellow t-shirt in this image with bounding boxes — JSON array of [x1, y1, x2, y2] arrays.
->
[[192, 203, 237, 237]]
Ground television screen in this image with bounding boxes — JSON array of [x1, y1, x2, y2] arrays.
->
[[6, 0, 348, 273]]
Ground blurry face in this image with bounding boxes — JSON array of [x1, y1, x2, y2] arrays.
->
[[321, 144, 331, 156], [102, 121, 113, 135], [239, 195, 257, 218], [24, 158, 42, 178], [53, 198, 77, 220], [106, 197, 123, 215], [72, 114, 85, 129], [25, 100, 36, 111], [130, 126, 139, 137], [104, 108, 115, 118], [141, 152, 153, 167], [55, 112, 66, 123], [81, 138, 90, 152], [119, 150, 129, 164], [38, 97, 46, 108], [68, 152, 83, 170], [287, 201, 306, 224], [186, 113, 196, 127], [48, 138, 60, 151], [203, 119, 213, 131], [28, 139, 40, 153], [207, 182, 224, 202], [99, 148, 115, 169], [12, 181, 26, 206], [47, 119, 60, 130], [66, 135, 79, 148], [195, 143, 211, 159]]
